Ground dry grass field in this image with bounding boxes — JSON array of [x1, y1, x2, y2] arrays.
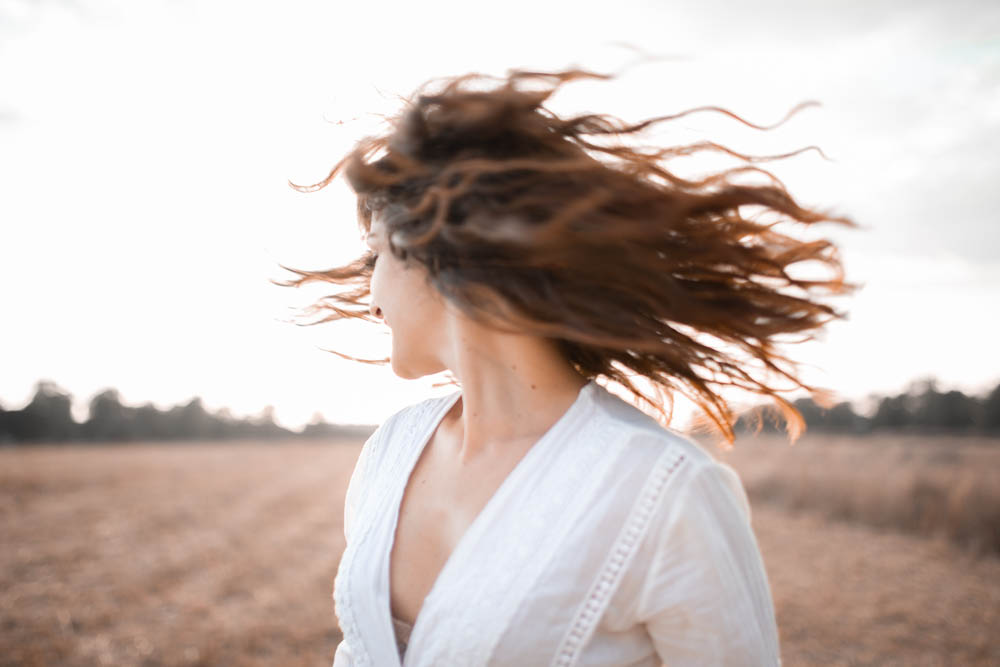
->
[[2, 437, 998, 666], [710, 433, 1000, 555]]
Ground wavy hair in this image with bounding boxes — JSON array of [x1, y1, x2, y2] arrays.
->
[[275, 67, 857, 445]]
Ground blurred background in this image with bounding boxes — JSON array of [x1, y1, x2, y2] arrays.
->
[[2, 0, 998, 665]]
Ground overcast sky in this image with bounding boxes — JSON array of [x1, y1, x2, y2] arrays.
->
[[1, 0, 998, 429]]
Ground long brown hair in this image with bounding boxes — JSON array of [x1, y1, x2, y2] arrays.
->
[[275, 66, 857, 446]]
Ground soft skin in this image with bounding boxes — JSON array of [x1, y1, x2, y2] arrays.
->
[[366, 214, 590, 628], [365, 215, 588, 464]]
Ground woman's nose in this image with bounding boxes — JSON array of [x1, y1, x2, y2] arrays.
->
[[370, 302, 383, 320]]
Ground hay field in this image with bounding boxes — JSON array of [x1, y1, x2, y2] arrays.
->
[[2, 438, 998, 666], [711, 433, 1000, 555]]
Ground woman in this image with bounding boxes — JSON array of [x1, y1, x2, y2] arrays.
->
[[280, 67, 854, 666]]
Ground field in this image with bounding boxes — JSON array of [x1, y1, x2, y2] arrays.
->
[[2, 437, 998, 666], [710, 433, 1000, 555]]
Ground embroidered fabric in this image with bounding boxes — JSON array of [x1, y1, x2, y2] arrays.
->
[[332, 382, 781, 667], [553, 447, 688, 665], [406, 381, 609, 664], [334, 396, 446, 667]]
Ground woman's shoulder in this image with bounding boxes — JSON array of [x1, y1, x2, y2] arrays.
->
[[343, 389, 461, 541], [584, 382, 747, 519], [360, 388, 460, 466], [588, 389, 775, 661], [586, 381, 718, 470], [382, 390, 451, 431], [387, 388, 461, 442]]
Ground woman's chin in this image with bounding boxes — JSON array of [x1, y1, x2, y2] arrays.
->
[[389, 356, 416, 380], [390, 353, 440, 380]]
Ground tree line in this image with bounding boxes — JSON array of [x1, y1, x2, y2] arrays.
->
[[736, 377, 1000, 436], [3, 376, 998, 445], [0, 380, 375, 445]]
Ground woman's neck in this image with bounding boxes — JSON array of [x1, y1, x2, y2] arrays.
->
[[439, 318, 587, 463]]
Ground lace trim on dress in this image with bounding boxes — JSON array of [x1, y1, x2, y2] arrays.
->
[[335, 396, 447, 667], [412, 382, 609, 664], [551, 446, 689, 667]]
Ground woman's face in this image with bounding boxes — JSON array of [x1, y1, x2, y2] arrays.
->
[[366, 216, 448, 379]]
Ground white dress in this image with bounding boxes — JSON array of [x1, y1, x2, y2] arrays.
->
[[332, 379, 781, 666]]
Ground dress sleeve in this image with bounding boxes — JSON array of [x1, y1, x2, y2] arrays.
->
[[635, 459, 781, 666]]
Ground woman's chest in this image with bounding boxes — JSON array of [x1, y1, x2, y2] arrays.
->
[[334, 416, 677, 665], [388, 433, 539, 626]]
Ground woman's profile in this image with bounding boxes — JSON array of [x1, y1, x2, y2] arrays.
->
[[279, 65, 854, 666]]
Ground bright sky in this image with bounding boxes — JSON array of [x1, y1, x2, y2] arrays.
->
[[2, 0, 998, 429]]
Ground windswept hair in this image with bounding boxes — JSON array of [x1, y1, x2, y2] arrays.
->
[[276, 66, 857, 445]]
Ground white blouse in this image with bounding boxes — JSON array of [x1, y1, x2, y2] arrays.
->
[[332, 379, 781, 666]]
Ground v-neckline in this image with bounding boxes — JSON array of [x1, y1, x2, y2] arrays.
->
[[382, 379, 596, 665]]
